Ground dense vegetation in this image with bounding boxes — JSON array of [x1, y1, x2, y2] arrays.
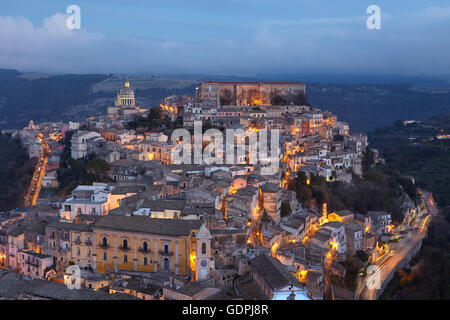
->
[[0, 133, 35, 210], [369, 114, 450, 208], [56, 131, 110, 195], [287, 147, 418, 223], [307, 83, 450, 132]]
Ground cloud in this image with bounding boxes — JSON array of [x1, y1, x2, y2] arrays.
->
[[0, 7, 449, 75]]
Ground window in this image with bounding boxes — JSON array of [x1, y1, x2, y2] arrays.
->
[[202, 243, 206, 255], [77, 248, 80, 256], [123, 239, 128, 249], [103, 252, 107, 261], [164, 244, 169, 254], [124, 255, 128, 263], [102, 237, 108, 247], [143, 241, 148, 253], [143, 257, 148, 266]]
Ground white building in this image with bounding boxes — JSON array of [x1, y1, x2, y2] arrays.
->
[[59, 183, 135, 220], [70, 131, 101, 159]]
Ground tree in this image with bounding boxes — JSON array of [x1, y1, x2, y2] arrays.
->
[[362, 146, 376, 178], [86, 157, 110, 180]]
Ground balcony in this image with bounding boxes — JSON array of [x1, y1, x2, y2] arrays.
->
[[119, 246, 130, 252], [98, 244, 109, 249], [74, 239, 81, 244], [138, 247, 150, 254], [158, 250, 173, 256], [85, 240, 93, 246]]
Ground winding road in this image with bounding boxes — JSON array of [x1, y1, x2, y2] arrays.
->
[[356, 191, 438, 300]]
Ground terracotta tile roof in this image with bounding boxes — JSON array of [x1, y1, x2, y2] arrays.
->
[[92, 215, 202, 237]]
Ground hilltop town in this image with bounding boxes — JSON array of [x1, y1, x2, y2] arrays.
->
[[0, 80, 437, 300]]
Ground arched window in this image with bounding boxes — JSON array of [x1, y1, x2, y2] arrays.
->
[[202, 243, 206, 254], [143, 241, 148, 253], [124, 255, 128, 263], [123, 239, 128, 249], [102, 237, 108, 247]]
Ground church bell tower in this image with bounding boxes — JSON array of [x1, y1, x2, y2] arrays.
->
[[195, 224, 214, 280]]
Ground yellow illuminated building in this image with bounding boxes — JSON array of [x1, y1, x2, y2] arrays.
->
[[89, 215, 210, 278]]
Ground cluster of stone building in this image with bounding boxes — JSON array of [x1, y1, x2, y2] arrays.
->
[[0, 80, 401, 300]]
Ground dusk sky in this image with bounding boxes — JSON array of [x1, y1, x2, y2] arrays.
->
[[1, 0, 450, 75]]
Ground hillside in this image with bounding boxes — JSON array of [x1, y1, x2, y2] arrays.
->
[[369, 114, 450, 208], [0, 133, 35, 211], [0, 70, 198, 129]]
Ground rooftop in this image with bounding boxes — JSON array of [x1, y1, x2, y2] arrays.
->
[[92, 215, 202, 237], [250, 254, 303, 291]]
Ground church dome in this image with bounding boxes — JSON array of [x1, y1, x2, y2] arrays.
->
[[119, 81, 134, 97], [115, 81, 136, 106]]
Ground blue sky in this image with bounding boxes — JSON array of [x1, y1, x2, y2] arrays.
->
[[1, 0, 450, 74]]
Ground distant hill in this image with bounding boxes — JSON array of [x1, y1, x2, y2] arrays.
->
[[0, 69, 198, 129], [1, 69, 449, 131], [0, 70, 110, 128], [306, 83, 450, 132]]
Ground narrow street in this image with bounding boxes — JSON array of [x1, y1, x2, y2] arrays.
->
[[23, 134, 51, 208]]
